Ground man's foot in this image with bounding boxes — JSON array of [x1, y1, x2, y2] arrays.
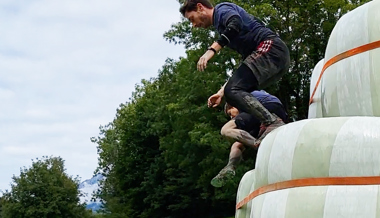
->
[[258, 123, 267, 138], [211, 165, 236, 188], [254, 117, 285, 147]]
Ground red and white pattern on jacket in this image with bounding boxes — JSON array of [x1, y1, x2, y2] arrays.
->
[[252, 39, 273, 59]]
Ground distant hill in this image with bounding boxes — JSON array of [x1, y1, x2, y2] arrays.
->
[[79, 174, 104, 212]]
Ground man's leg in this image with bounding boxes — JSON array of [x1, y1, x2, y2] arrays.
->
[[224, 63, 277, 125], [224, 64, 283, 147], [256, 102, 289, 140], [212, 113, 259, 187], [211, 142, 246, 188], [225, 38, 290, 145], [220, 118, 258, 147], [229, 142, 245, 166]]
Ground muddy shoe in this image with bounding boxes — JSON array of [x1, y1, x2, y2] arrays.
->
[[257, 123, 267, 138], [211, 165, 236, 188], [254, 117, 285, 147]]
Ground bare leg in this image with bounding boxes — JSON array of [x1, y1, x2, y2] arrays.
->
[[221, 120, 257, 148], [211, 142, 246, 188], [227, 142, 245, 167]]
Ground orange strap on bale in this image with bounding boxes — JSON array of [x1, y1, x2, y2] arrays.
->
[[236, 176, 380, 210], [309, 40, 380, 105]]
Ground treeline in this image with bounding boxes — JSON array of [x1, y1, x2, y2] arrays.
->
[[0, 156, 99, 218], [93, 0, 370, 217]]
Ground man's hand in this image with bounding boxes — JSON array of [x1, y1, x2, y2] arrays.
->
[[208, 93, 222, 108], [197, 50, 214, 71]]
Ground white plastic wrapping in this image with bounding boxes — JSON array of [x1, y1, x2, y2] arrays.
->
[[250, 185, 380, 218], [308, 59, 324, 118], [254, 117, 380, 189], [235, 170, 255, 218], [321, 0, 380, 117]]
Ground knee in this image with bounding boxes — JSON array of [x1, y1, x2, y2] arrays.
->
[[220, 125, 228, 137], [232, 142, 245, 151], [221, 124, 232, 138]]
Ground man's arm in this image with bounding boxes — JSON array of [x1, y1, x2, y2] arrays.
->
[[198, 15, 243, 71], [208, 81, 228, 108], [209, 15, 243, 53], [216, 15, 242, 47], [216, 81, 227, 96]]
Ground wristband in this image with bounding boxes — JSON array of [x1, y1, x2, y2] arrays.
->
[[207, 47, 217, 54]]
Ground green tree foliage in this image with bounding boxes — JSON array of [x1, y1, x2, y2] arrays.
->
[[0, 196, 3, 218], [1, 156, 92, 218], [94, 0, 371, 217]]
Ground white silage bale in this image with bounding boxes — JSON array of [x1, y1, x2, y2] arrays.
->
[[321, 0, 380, 117], [308, 59, 324, 118], [235, 170, 255, 218], [249, 185, 380, 218], [254, 117, 380, 189]]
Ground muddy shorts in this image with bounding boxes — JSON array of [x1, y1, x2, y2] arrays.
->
[[243, 36, 290, 89]]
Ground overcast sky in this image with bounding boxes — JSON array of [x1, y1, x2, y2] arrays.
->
[[0, 0, 185, 192]]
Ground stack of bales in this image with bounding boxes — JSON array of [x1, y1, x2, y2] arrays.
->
[[236, 0, 380, 217]]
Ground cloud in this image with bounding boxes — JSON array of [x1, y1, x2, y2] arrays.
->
[[0, 0, 186, 192]]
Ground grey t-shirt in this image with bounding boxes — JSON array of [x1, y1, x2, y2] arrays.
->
[[213, 2, 276, 58]]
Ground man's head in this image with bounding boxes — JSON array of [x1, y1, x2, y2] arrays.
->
[[180, 0, 214, 28], [224, 103, 239, 119]]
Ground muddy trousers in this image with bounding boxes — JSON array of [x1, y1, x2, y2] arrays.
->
[[224, 37, 290, 124]]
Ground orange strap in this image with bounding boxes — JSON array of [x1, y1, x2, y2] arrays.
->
[[236, 176, 380, 210], [309, 40, 380, 105]]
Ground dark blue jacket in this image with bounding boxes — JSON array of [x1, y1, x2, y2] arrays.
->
[[213, 2, 276, 58], [251, 90, 282, 105]]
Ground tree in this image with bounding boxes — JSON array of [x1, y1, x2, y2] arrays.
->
[[0, 196, 3, 218], [1, 156, 92, 218]]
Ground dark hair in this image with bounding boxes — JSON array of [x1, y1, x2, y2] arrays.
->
[[224, 103, 233, 116], [179, 0, 214, 16]]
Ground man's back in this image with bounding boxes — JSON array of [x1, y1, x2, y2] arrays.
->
[[251, 90, 282, 105]]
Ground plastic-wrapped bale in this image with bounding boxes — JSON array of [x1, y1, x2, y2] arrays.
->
[[321, 0, 380, 117], [250, 185, 380, 218], [236, 170, 255, 218], [308, 59, 324, 118], [254, 117, 380, 189]]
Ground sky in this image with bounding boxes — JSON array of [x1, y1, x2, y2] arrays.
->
[[0, 0, 186, 192]]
